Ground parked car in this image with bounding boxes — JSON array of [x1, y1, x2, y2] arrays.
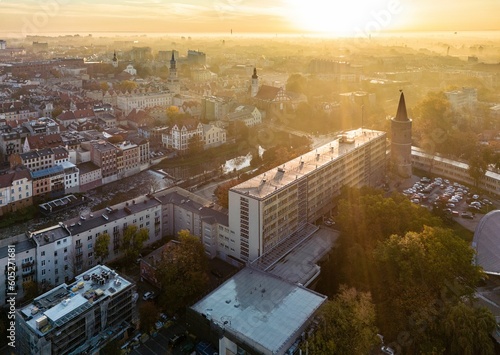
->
[[143, 291, 155, 301], [381, 346, 395, 355], [169, 333, 186, 347], [155, 321, 164, 330]]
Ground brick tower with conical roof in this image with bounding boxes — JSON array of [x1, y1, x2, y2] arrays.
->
[[391, 91, 412, 178]]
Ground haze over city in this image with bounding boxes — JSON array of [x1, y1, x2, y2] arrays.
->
[[1, 0, 500, 36], [1, 1, 500, 355]]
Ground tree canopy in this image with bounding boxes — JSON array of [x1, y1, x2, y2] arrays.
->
[[120, 225, 149, 263], [156, 230, 209, 312], [94, 232, 110, 263], [306, 286, 379, 355]]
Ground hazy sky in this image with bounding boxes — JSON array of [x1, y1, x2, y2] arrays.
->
[[1, 0, 500, 36]]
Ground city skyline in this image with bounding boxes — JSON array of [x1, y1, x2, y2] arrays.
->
[[1, 0, 500, 37]]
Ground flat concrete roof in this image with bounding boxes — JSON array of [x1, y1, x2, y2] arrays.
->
[[191, 267, 326, 355], [266, 227, 339, 286], [231, 129, 385, 200]]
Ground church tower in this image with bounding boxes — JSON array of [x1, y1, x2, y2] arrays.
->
[[167, 51, 180, 94], [391, 91, 412, 178], [251, 67, 259, 97], [112, 51, 118, 68]]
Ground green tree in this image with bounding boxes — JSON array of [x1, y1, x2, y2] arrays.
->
[[468, 148, 488, 187], [156, 230, 209, 312], [375, 227, 486, 347], [139, 301, 159, 333], [95, 232, 110, 263], [188, 134, 204, 155], [120, 225, 149, 263], [306, 286, 379, 355], [286, 73, 307, 94], [443, 302, 495, 355]]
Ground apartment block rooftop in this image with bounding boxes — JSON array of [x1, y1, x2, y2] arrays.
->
[[29, 224, 70, 247], [231, 129, 385, 200], [64, 195, 161, 235], [18, 265, 131, 336]]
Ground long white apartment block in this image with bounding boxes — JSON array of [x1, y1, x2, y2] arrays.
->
[[227, 129, 387, 262]]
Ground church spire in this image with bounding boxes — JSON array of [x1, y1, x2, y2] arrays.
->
[[170, 51, 176, 70], [395, 91, 409, 122], [252, 67, 258, 79]]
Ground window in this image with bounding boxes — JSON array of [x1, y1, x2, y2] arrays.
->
[[41, 269, 46, 275], [88, 235, 92, 241], [54, 251, 57, 256], [41, 260, 45, 266], [41, 251, 45, 256], [88, 243, 92, 249]]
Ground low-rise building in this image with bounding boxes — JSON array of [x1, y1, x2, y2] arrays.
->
[[0, 167, 33, 215], [189, 267, 326, 355], [203, 124, 226, 149]]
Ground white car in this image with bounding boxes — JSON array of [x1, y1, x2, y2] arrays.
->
[[143, 291, 155, 301], [381, 346, 395, 355]]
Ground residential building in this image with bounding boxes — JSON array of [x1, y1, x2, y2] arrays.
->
[[81, 140, 118, 183], [130, 136, 150, 165], [31, 166, 65, 199], [154, 186, 228, 259], [227, 129, 387, 262], [0, 234, 37, 306], [116, 92, 172, 116], [16, 264, 135, 355], [56, 109, 95, 128], [64, 195, 162, 271], [189, 267, 326, 355], [0, 130, 25, 161], [19, 147, 68, 172], [226, 105, 262, 127], [77, 162, 101, 192], [201, 96, 232, 121], [187, 50, 206, 65], [162, 118, 203, 152], [23, 134, 64, 153], [391, 92, 412, 178], [115, 141, 140, 177], [60, 161, 79, 194], [445, 87, 477, 111], [30, 224, 73, 287], [0, 167, 33, 215], [0, 101, 38, 122], [202, 124, 226, 149]]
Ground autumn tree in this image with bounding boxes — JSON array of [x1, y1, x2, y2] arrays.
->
[[139, 301, 159, 333], [214, 178, 242, 209], [94, 232, 110, 263], [156, 230, 209, 312], [305, 286, 379, 355], [120, 225, 149, 263], [114, 80, 137, 92]]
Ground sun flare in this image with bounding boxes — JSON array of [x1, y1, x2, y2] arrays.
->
[[287, 0, 396, 36]]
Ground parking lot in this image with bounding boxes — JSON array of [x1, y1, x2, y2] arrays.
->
[[400, 175, 497, 231]]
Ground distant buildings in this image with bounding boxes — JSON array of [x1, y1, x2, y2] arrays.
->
[[116, 92, 172, 116], [16, 265, 135, 355], [445, 87, 477, 111]]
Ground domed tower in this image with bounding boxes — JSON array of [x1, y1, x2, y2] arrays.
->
[[167, 51, 180, 94], [251, 67, 259, 97], [112, 51, 118, 68], [391, 91, 412, 178]]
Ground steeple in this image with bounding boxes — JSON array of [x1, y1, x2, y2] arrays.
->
[[251, 67, 259, 98], [394, 91, 409, 122], [112, 50, 118, 68], [170, 51, 176, 70]]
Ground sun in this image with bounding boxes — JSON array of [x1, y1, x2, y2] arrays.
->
[[287, 0, 392, 36]]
